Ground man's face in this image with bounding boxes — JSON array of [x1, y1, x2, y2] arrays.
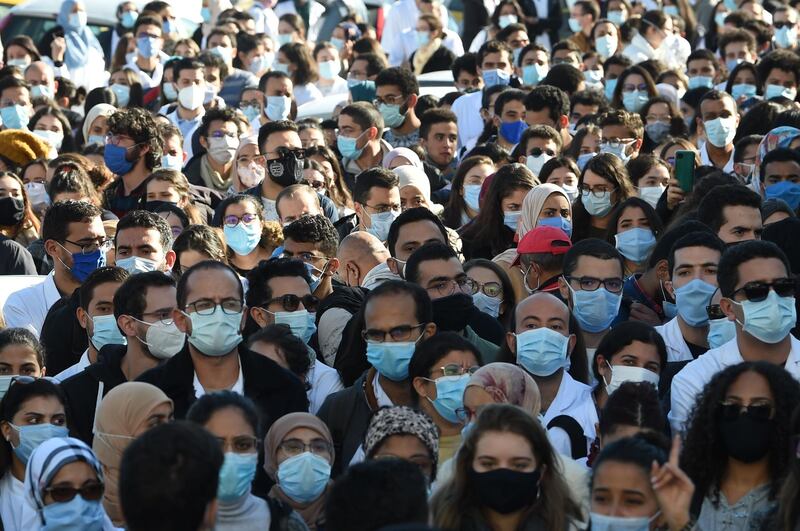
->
[[176, 67, 205, 90], [265, 76, 293, 97], [496, 99, 526, 126], [558, 255, 623, 303], [80, 281, 122, 340], [765, 68, 798, 90], [240, 88, 264, 115], [262, 130, 302, 161], [254, 275, 312, 326], [571, 103, 599, 125], [337, 113, 370, 151], [128, 285, 177, 342], [722, 257, 791, 328], [299, 127, 325, 148], [718, 205, 762, 243], [358, 186, 401, 228], [349, 59, 373, 81], [393, 220, 446, 261], [204, 67, 222, 93], [208, 34, 234, 63], [24, 64, 54, 92], [525, 137, 558, 159], [455, 70, 482, 92], [115, 228, 169, 269], [137, 23, 163, 55], [687, 59, 716, 80], [163, 134, 183, 160], [415, 257, 470, 301], [670, 246, 720, 291], [506, 30, 530, 50], [364, 293, 428, 344], [174, 269, 245, 336], [506, 293, 573, 354], [375, 83, 410, 113], [763, 160, 800, 187], [570, 6, 592, 31], [421, 121, 458, 167], [0, 86, 32, 115], [552, 50, 580, 67], [278, 192, 323, 224], [524, 108, 558, 129], [51, 216, 106, 274], [479, 51, 513, 76], [723, 41, 755, 65]]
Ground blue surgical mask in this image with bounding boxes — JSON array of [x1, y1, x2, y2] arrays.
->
[[366, 339, 418, 381], [337, 131, 365, 160], [1, 104, 30, 130], [537, 216, 572, 237], [482, 69, 511, 88], [765, 181, 800, 210], [162, 82, 178, 102], [614, 227, 656, 263], [577, 152, 595, 171], [731, 83, 756, 101], [499, 120, 527, 145], [775, 26, 798, 49], [250, 53, 274, 74], [765, 83, 797, 100], [426, 374, 470, 423], [210, 46, 232, 63], [242, 105, 261, 124], [277, 33, 293, 46], [704, 116, 736, 148], [31, 84, 53, 99], [708, 317, 736, 348], [622, 90, 649, 113], [121, 10, 137, 29], [330, 37, 345, 50], [379, 102, 406, 129], [41, 495, 106, 531], [137, 36, 161, 58], [9, 423, 69, 464], [416, 30, 431, 46], [90, 314, 127, 351], [110, 84, 131, 107], [266, 95, 291, 122], [114, 256, 160, 275], [217, 452, 257, 502], [87, 135, 105, 146], [522, 64, 548, 85], [305, 261, 325, 292], [604, 78, 618, 101], [161, 154, 183, 171], [580, 190, 614, 217], [463, 184, 481, 212], [600, 141, 632, 164], [472, 291, 502, 318], [277, 451, 331, 503], [515, 327, 570, 377], [590, 511, 656, 531], [645, 121, 670, 144], [103, 142, 136, 175], [595, 35, 617, 59], [567, 283, 622, 333], [272, 62, 290, 75], [674, 278, 717, 327], [608, 10, 625, 24], [201, 6, 211, 23], [224, 222, 262, 256], [688, 76, 714, 90], [162, 18, 176, 35], [365, 209, 399, 242], [186, 307, 243, 356], [318, 60, 340, 79], [498, 14, 517, 28], [733, 290, 797, 344], [274, 309, 316, 344], [503, 210, 521, 231]]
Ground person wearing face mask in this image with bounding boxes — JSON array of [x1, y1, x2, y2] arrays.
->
[[205, 28, 258, 108], [490, 89, 528, 152], [381, 0, 451, 67], [670, 240, 800, 436], [756, 50, 800, 102], [681, 362, 800, 529], [318, 280, 437, 473], [229, 135, 265, 194], [512, 125, 561, 179], [706, 287, 737, 350], [351, 168, 402, 243], [23, 61, 58, 104], [504, 292, 596, 462], [337, 103, 393, 186], [282, 215, 340, 301], [571, 152, 635, 243], [0, 77, 34, 132], [432, 404, 583, 529], [773, 6, 800, 51], [606, 197, 662, 277], [374, 68, 422, 149], [262, 412, 335, 530], [113, 210, 175, 276], [698, 90, 740, 173], [759, 148, 800, 211], [138, 261, 308, 427], [610, 65, 658, 116], [409, 333, 482, 463], [165, 58, 208, 162], [181, 109, 243, 195], [124, 15, 166, 91], [567, 0, 599, 53], [54, 0, 106, 91], [0, 329, 47, 403]]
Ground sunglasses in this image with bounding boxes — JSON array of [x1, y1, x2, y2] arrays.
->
[[44, 482, 104, 503], [706, 304, 725, 320], [730, 278, 796, 302], [263, 294, 319, 313], [719, 401, 774, 421]]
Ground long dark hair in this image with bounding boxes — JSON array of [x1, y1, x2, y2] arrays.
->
[[442, 156, 495, 229], [465, 258, 517, 329], [681, 362, 800, 506], [30, 105, 78, 154], [777, 404, 800, 529], [571, 153, 635, 242], [603, 196, 664, 243]]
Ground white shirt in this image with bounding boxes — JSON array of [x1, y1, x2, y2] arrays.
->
[[0, 471, 24, 531], [55, 350, 91, 382], [699, 141, 735, 174], [656, 317, 695, 362], [125, 58, 164, 90], [451, 90, 483, 152], [382, 0, 450, 66], [293, 83, 324, 107], [541, 371, 598, 466], [317, 76, 349, 97], [193, 360, 244, 398], [307, 359, 344, 414], [2, 273, 61, 337], [669, 335, 800, 434]]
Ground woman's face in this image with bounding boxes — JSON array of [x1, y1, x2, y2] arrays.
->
[[462, 163, 494, 194], [178, 249, 215, 272], [206, 406, 257, 456], [6, 44, 31, 64], [277, 426, 333, 465], [733, 69, 757, 86], [400, 185, 428, 211], [276, 51, 294, 74], [467, 266, 504, 301], [580, 133, 600, 154], [545, 167, 579, 188], [174, 43, 196, 58], [621, 73, 648, 95], [158, 211, 185, 239], [89, 115, 110, 140], [43, 461, 101, 506], [316, 46, 338, 64], [133, 401, 173, 437], [23, 163, 47, 185], [0, 175, 23, 200], [34, 114, 63, 135], [462, 386, 496, 424], [372, 434, 434, 480], [591, 460, 659, 519], [472, 430, 537, 473], [501, 187, 529, 213], [638, 164, 670, 188], [644, 102, 671, 127], [0, 344, 43, 376], [538, 192, 571, 222], [310, 155, 335, 182], [146, 180, 181, 204], [302, 168, 327, 193], [2, 395, 66, 452], [278, 21, 298, 42], [599, 339, 663, 382], [594, 22, 617, 39], [583, 169, 618, 208], [616, 206, 650, 233], [723, 370, 775, 425], [110, 71, 130, 86]]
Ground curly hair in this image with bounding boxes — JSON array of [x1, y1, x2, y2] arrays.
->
[[106, 108, 162, 170], [681, 361, 800, 506], [282, 214, 338, 257]]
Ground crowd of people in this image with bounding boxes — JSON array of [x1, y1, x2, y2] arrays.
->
[[1, 0, 800, 529]]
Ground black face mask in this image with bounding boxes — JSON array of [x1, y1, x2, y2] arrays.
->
[[431, 293, 474, 332], [267, 152, 303, 187], [468, 467, 541, 514], [0, 197, 25, 226], [719, 413, 773, 463]]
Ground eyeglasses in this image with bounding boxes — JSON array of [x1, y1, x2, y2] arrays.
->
[[435, 364, 480, 377], [565, 276, 624, 293], [373, 94, 407, 106], [263, 294, 319, 312], [223, 213, 258, 227], [719, 401, 774, 421], [706, 303, 725, 320], [265, 147, 306, 160], [302, 179, 326, 190], [61, 238, 113, 255], [731, 278, 795, 302], [215, 435, 258, 454], [362, 323, 425, 343], [185, 299, 244, 315], [455, 406, 482, 422], [44, 482, 104, 503], [278, 438, 333, 457], [209, 130, 238, 139], [578, 184, 616, 197], [470, 280, 503, 298], [775, 21, 795, 29], [622, 83, 648, 92], [365, 203, 401, 214], [427, 277, 477, 298]]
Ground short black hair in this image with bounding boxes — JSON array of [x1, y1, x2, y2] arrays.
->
[[353, 167, 398, 205], [598, 381, 666, 438], [365, 280, 433, 325], [171, 57, 204, 83], [667, 231, 726, 275], [408, 332, 482, 406], [325, 458, 429, 531], [593, 321, 667, 382], [562, 238, 624, 278], [120, 421, 223, 531], [107, 108, 162, 170], [258, 70, 291, 93], [493, 88, 528, 116], [351, 53, 387, 77], [647, 220, 712, 270], [451, 53, 479, 79], [0, 328, 46, 373], [419, 108, 457, 140], [405, 241, 458, 285], [717, 240, 791, 298], [78, 266, 129, 311], [176, 260, 243, 309], [757, 49, 800, 89], [197, 107, 242, 140], [245, 257, 310, 308], [524, 85, 569, 126], [570, 89, 609, 115], [41, 199, 102, 243], [386, 207, 449, 258], [541, 64, 584, 95], [374, 66, 419, 96], [760, 147, 800, 183], [113, 271, 176, 323], [476, 39, 512, 67], [246, 324, 312, 378], [186, 390, 259, 436], [339, 101, 383, 132], [133, 14, 162, 35], [696, 184, 762, 233], [116, 210, 174, 253], [283, 214, 338, 257], [257, 120, 298, 155]]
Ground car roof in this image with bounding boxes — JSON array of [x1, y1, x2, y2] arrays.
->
[[10, 0, 165, 25]]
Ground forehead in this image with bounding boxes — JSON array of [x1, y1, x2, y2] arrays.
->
[[572, 254, 622, 276], [396, 220, 445, 245], [516, 294, 568, 323], [117, 226, 163, 245], [364, 291, 418, 325], [417, 257, 463, 279], [700, 96, 734, 114], [185, 268, 241, 300]]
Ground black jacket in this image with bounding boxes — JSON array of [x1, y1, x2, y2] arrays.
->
[[61, 344, 129, 444], [40, 289, 86, 375], [408, 45, 456, 74]]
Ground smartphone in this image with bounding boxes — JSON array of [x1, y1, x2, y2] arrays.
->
[[675, 150, 696, 193]]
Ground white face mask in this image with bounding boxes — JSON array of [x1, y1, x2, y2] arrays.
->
[[602, 361, 659, 396]]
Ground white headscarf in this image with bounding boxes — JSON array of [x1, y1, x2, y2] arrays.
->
[[82, 104, 117, 144], [394, 165, 444, 215]]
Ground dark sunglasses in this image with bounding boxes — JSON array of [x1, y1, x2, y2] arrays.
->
[[44, 482, 104, 503], [264, 294, 319, 312], [731, 278, 796, 302], [719, 402, 774, 421], [706, 304, 725, 320]]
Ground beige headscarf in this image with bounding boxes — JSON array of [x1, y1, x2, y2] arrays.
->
[[264, 413, 335, 530], [82, 103, 117, 144], [92, 382, 173, 526], [466, 362, 542, 416], [230, 136, 261, 193]]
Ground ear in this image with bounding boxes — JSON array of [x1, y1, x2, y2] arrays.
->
[[387, 257, 401, 276], [419, 137, 428, 150], [480, 107, 490, 122], [199, 135, 209, 150], [44, 239, 61, 259], [719, 297, 739, 321], [412, 376, 431, 399], [559, 115, 569, 130], [173, 308, 191, 335], [325, 257, 339, 275], [633, 138, 643, 152], [76, 307, 89, 330], [165, 250, 177, 270], [422, 322, 437, 339], [596, 354, 610, 380], [655, 259, 670, 282], [250, 306, 270, 328], [506, 331, 517, 353], [664, 279, 675, 299], [558, 276, 570, 302], [354, 202, 365, 223], [0, 421, 11, 444], [492, 114, 501, 128], [407, 93, 418, 109], [116, 314, 138, 338]]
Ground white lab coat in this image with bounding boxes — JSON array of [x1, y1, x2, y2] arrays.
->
[[542, 371, 598, 466], [2, 273, 60, 337], [656, 317, 694, 362], [451, 90, 483, 151], [382, 0, 450, 66], [308, 359, 344, 414], [54, 350, 91, 382], [669, 335, 800, 434]]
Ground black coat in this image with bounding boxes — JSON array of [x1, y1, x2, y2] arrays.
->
[[408, 46, 456, 74], [40, 289, 85, 375]]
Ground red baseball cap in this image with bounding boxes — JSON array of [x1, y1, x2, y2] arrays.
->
[[513, 226, 572, 265]]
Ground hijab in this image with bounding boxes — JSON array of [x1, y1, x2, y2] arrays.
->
[[264, 413, 334, 530], [382, 147, 424, 170], [82, 103, 117, 145], [394, 165, 444, 215], [92, 382, 172, 526], [57, 0, 104, 72], [230, 136, 261, 192], [466, 362, 542, 415]]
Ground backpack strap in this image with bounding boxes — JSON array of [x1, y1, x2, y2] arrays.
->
[[546, 415, 588, 460]]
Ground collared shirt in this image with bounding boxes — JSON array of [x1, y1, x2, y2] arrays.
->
[[166, 108, 204, 161], [541, 371, 598, 466], [55, 350, 91, 382], [656, 317, 696, 363], [193, 359, 244, 398], [308, 358, 344, 414], [126, 58, 164, 90], [2, 273, 60, 337], [700, 140, 735, 173]]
